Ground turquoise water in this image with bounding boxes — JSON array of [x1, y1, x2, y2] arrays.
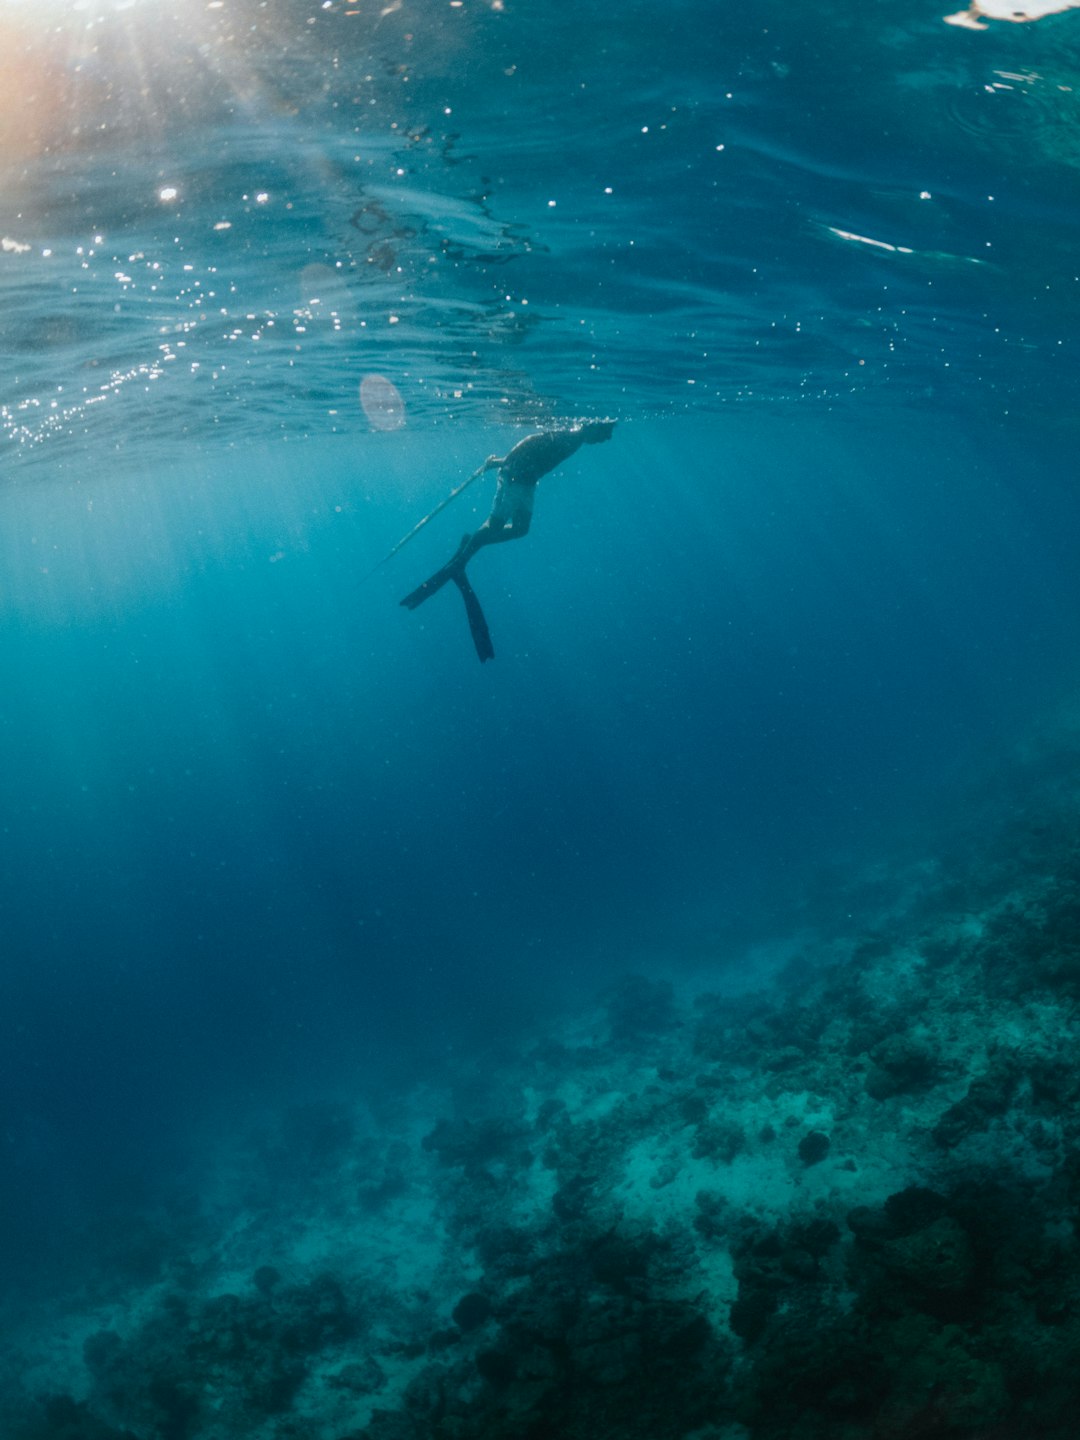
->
[[2, 2, 1080, 1437]]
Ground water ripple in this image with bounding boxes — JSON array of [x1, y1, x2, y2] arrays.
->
[[1, 0, 1078, 476]]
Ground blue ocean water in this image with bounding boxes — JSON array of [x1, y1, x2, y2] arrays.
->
[[2, 1, 1080, 1435]]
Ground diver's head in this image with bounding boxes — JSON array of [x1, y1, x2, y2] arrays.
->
[[580, 418, 616, 444]]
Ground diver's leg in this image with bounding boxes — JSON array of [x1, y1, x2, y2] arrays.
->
[[453, 571, 495, 662], [399, 534, 473, 610], [399, 490, 531, 614], [462, 485, 534, 555], [458, 509, 532, 557]]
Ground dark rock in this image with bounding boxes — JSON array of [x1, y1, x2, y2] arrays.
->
[[451, 1291, 492, 1332], [274, 1272, 355, 1353], [476, 1346, 518, 1386], [357, 1169, 408, 1212], [788, 1217, 841, 1258], [764, 1044, 807, 1073], [692, 1118, 746, 1163], [534, 1097, 566, 1129], [797, 1130, 831, 1166], [933, 1059, 1020, 1148], [847, 1205, 893, 1245], [421, 1115, 530, 1171], [679, 1092, 711, 1124], [693, 1189, 730, 1241], [369, 1273, 730, 1439], [252, 1265, 281, 1296], [359, 1407, 423, 1440], [328, 1358, 387, 1394], [729, 1287, 777, 1343], [780, 1246, 819, 1281], [427, 1327, 460, 1352], [865, 1030, 940, 1099], [79, 1268, 358, 1436], [552, 1173, 595, 1222], [884, 1186, 949, 1236], [588, 1232, 654, 1292], [15, 1395, 140, 1440], [147, 1374, 200, 1437], [473, 1223, 535, 1278], [880, 1216, 974, 1296], [739, 1308, 887, 1425]]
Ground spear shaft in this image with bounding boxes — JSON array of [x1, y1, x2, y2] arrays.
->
[[361, 458, 492, 580]]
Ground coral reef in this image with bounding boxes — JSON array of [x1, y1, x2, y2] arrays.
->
[[6, 747, 1080, 1439]]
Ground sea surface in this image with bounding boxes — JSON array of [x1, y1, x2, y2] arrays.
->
[[2, 1, 1080, 1436]]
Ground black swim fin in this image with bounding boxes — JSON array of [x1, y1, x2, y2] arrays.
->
[[400, 569, 452, 610], [400, 536, 471, 611], [453, 571, 495, 663]]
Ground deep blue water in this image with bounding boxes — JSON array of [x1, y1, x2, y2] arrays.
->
[[1, 0, 1079, 1303]]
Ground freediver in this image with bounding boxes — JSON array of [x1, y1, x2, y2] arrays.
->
[[399, 419, 616, 662]]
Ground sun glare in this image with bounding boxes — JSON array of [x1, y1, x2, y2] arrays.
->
[[1, 0, 155, 14], [0, 0, 247, 164]]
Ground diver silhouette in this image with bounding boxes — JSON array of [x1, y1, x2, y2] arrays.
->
[[400, 420, 616, 661]]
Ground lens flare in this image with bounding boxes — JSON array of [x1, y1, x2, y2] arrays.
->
[[359, 374, 406, 431]]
